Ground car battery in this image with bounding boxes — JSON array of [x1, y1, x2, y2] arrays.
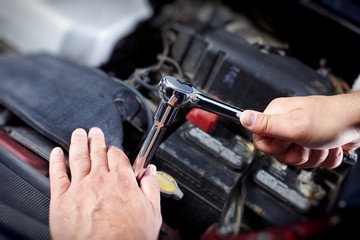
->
[[154, 121, 254, 239], [242, 154, 352, 230], [154, 120, 354, 239]]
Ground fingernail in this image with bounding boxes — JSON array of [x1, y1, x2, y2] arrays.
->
[[241, 111, 256, 127], [74, 128, 86, 135], [52, 147, 63, 155], [236, 112, 242, 118], [148, 164, 157, 176], [89, 127, 102, 134]]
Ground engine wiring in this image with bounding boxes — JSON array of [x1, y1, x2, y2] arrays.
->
[[127, 24, 187, 92]]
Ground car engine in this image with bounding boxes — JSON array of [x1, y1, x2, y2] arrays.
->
[[0, 0, 359, 239]]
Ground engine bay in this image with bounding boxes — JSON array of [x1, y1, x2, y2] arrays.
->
[[0, 0, 359, 239]]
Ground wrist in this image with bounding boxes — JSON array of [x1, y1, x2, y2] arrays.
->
[[341, 91, 360, 129]]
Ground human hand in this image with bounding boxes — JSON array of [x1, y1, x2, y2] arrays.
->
[[238, 93, 360, 168], [49, 127, 162, 240]]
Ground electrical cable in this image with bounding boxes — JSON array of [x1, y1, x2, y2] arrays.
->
[[132, 69, 158, 91]]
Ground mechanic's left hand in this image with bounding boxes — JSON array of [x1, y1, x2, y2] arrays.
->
[[49, 127, 162, 240]]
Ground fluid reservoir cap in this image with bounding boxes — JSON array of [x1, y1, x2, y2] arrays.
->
[[156, 171, 184, 200]]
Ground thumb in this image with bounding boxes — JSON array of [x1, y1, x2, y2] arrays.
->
[[239, 110, 287, 138], [139, 164, 161, 213]]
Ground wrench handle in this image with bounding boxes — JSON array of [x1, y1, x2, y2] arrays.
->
[[133, 100, 179, 177], [193, 94, 244, 122]]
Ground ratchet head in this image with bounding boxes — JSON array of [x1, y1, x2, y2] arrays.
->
[[158, 76, 243, 122], [158, 76, 197, 108]]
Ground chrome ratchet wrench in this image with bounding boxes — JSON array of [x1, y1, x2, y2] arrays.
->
[[132, 76, 244, 177]]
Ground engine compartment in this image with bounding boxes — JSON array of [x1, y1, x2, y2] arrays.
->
[[0, 0, 359, 239]]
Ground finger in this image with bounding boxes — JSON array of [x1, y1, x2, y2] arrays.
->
[[320, 147, 343, 169], [240, 110, 302, 140], [342, 143, 360, 153], [107, 146, 139, 187], [49, 147, 70, 197], [107, 146, 130, 169], [297, 149, 328, 168], [69, 128, 91, 183], [139, 164, 161, 216], [88, 127, 108, 171], [274, 145, 311, 165], [107, 146, 137, 182], [253, 134, 292, 155]]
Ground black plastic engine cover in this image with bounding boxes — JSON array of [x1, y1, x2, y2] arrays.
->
[[169, 24, 336, 111]]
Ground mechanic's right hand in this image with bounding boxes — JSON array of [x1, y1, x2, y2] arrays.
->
[[238, 92, 360, 169]]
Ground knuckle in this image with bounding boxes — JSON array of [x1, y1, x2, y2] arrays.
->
[[262, 115, 272, 134], [71, 154, 89, 163], [266, 97, 287, 112], [54, 173, 69, 182], [255, 114, 272, 135], [90, 148, 106, 158]]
